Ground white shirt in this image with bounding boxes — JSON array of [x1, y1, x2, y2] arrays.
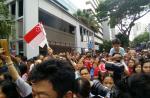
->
[[15, 77, 32, 97]]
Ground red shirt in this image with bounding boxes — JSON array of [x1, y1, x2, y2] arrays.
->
[[94, 63, 107, 77], [83, 59, 92, 71], [128, 67, 134, 75]]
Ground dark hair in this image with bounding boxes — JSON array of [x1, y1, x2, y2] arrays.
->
[[141, 58, 150, 66], [112, 39, 121, 45], [3, 72, 12, 81], [21, 56, 27, 62], [112, 53, 123, 62], [116, 73, 150, 98], [19, 64, 28, 76], [27, 58, 34, 62], [139, 57, 150, 72], [128, 58, 136, 68], [75, 78, 91, 98], [0, 80, 20, 98], [128, 58, 136, 63], [79, 67, 89, 74], [133, 62, 142, 73], [28, 59, 75, 98], [99, 72, 113, 83]]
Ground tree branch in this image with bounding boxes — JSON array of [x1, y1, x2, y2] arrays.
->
[[135, 9, 150, 21], [117, 25, 123, 33], [120, 20, 123, 31], [122, 14, 137, 35]]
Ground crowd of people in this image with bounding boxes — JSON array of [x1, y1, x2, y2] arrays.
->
[[0, 38, 150, 98]]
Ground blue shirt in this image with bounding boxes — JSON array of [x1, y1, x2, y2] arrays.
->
[[109, 47, 125, 56]]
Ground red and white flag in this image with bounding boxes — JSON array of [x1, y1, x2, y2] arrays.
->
[[24, 23, 48, 49]]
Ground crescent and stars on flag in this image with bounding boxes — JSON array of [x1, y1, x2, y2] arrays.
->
[[23, 23, 49, 49]]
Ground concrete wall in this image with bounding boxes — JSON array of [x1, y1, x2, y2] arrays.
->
[[44, 26, 75, 44], [23, 0, 39, 59], [39, 0, 82, 52], [39, 0, 95, 52], [102, 20, 111, 40]]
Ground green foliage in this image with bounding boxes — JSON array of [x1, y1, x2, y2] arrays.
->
[[131, 32, 149, 47], [97, 0, 150, 37], [115, 33, 129, 48], [99, 40, 112, 52], [0, 0, 13, 39], [73, 9, 100, 32], [0, 0, 9, 18], [0, 21, 11, 38]]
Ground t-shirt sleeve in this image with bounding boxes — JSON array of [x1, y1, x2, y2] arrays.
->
[[15, 77, 32, 97], [109, 48, 114, 56], [120, 48, 126, 56]]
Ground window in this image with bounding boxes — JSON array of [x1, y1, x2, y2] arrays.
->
[[18, 0, 23, 17], [69, 25, 75, 34], [80, 26, 83, 41], [18, 40, 24, 56], [39, 9, 75, 34], [83, 29, 87, 42], [11, 3, 15, 16]]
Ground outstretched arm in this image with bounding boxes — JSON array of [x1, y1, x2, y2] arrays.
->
[[5, 56, 32, 97]]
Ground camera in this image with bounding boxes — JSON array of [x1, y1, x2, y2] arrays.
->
[[90, 62, 125, 98], [90, 80, 110, 97]]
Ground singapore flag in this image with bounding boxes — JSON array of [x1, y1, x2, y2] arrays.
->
[[23, 23, 49, 49]]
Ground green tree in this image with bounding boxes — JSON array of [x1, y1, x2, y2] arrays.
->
[[99, 40, 111, 52], [73, 9, 100, 32], [0, 0, 13, 39], [97, 0, 150, 38], [131, 32, 149, 47], [115, 33, 129, 48]]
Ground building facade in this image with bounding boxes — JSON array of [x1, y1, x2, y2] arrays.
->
[[146, 23, 150, 33], [6, 0, 95, 59], [85, 0, 103, 50], [130, 22, 148, 41]]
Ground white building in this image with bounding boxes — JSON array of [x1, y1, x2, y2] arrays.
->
[[85, 0, 103, 50], [102, 20, 116, 41], [6, 0, 95, 59], [130, 22, 147, 41], [145, 23, 150, 32]]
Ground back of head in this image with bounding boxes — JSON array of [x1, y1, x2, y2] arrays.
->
[[19, 63, 28, 76], [0, 80, 20, 98], [129, 73, 150, 98], [75, 78, 91, 98], [117, 73, 150, 98], [28, 59, 75, 97]]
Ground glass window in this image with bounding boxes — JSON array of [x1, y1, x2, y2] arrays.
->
[[11, 3, 15, 16], [39, 9, 75, 34], [80, 26, 83, 41], [18, 40, 23, 56], [18, 0, 23, 17]]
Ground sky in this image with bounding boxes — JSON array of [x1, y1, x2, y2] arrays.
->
[[70, 0, 86, 10], [70, 0, 150, 41], [70, 0, 150, 24]]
